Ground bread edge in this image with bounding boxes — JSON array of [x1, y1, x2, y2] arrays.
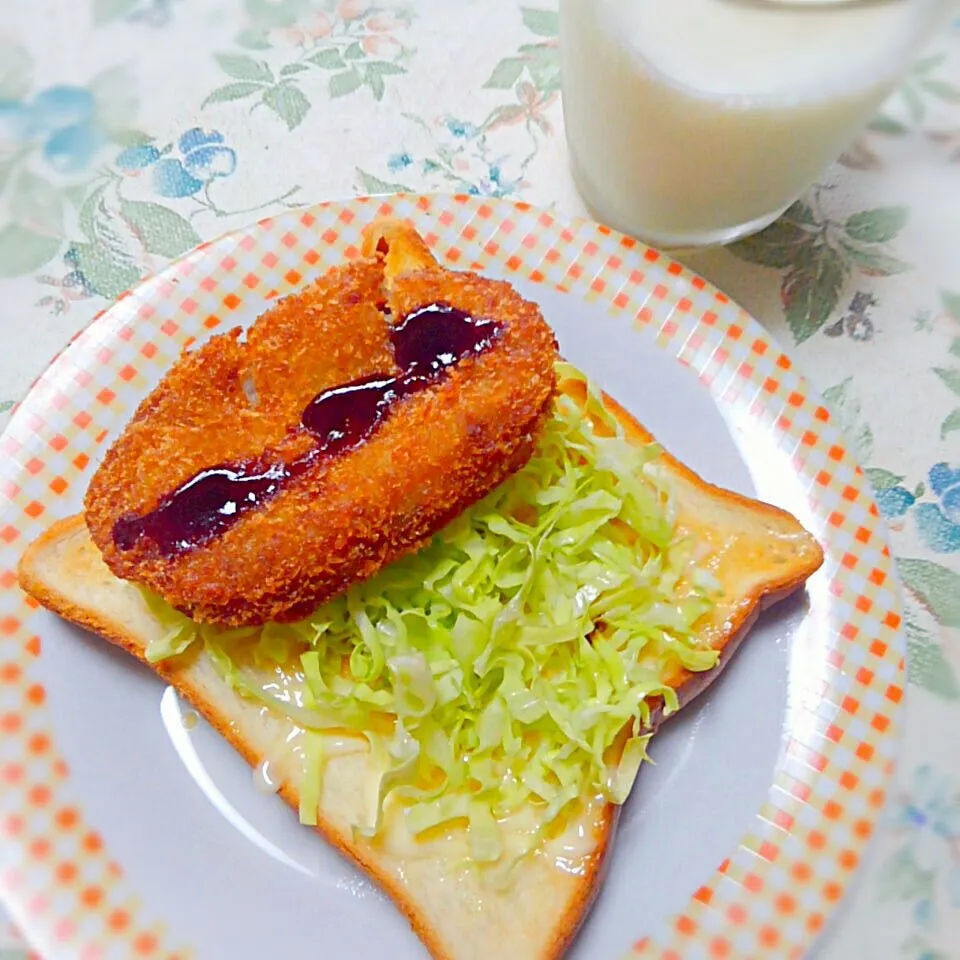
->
[[18, 514, 617, 960], [15, 393, 825, 959]]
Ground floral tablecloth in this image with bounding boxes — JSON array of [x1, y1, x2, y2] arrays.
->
[[2, 2, 960, 958]]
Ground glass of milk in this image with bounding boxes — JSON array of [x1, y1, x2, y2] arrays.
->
[[560, 0, 955, 248]]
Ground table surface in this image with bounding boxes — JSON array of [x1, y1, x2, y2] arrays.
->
[[2, 2, 959, 958]]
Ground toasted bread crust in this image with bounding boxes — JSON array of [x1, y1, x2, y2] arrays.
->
[[18, 514, 617, 960], [17, 405, 822, 960], [19, 517, 462, 959], [18, 342, 824, 960], [595, 384, 824, 695]]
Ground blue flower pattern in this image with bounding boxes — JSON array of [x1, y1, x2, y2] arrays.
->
[[363, 112, 528, 200], [386, 151, 413, 172], [876, 484, 918, 520], [0, 85, 106, 174], [884, 765, 960, 937], [893, 766, 960, 853], [914, 464, 960, 553], [874, 463, 960, 554], [116, 127, 237, 199], [474, 160, 521, 198], [444, 117, 480, 140]]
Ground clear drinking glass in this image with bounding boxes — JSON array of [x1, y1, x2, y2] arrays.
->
[[560, 0, 957, 249]]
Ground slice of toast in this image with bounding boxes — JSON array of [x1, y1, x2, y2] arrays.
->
[[17, 379, 824, 960]]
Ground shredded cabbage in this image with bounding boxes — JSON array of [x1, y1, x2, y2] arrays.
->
[[144, 362, 720, 869]]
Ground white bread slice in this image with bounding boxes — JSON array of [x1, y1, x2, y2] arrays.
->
[[17, 383, 824, 960]]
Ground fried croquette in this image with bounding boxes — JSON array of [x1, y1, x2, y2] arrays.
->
[[83, 220, 559, 626]]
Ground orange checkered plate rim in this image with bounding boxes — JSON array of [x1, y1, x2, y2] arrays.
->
[[0, 194, 905, 960]]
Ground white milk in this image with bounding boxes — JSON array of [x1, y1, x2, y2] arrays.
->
[[560, 0, 948, 246]]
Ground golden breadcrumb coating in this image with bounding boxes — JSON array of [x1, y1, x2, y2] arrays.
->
[[83, 220, 559, 625]]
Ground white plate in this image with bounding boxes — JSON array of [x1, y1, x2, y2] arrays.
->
[[0, 195, 906, 959]]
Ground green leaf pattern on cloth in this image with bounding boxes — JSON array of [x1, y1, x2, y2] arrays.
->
[[730, 195, 910, 342], [200, 2, 415, 124]]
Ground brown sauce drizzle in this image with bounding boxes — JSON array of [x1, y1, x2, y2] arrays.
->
[[112, 303, 501, 556]]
